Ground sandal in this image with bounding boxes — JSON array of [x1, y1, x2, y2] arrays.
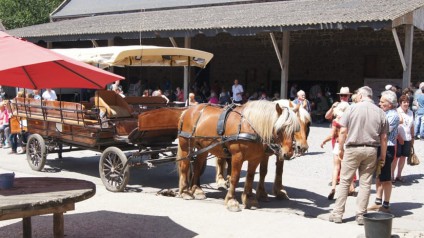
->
[[327, 189, 335, 200], [395, 177, 405, 183]]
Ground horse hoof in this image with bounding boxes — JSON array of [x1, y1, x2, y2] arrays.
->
[[275, 190, 290, 200], [216, 180, 228, 190], [256, 194, 270, 202], [181, 192, 194, 200], [245, 200, 260, 210], [226, 199, 241, 212], [194, 191, 207, 200]]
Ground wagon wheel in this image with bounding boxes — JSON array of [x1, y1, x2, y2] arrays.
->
[[99, 147, 130, 192], [26, 134, 47, 171]]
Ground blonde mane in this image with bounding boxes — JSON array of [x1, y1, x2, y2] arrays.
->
[[274, 99, 311, 123], [242, 100, 299, 144]]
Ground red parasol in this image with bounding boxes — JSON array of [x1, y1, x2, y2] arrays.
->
[[0, 31, 123, 89]]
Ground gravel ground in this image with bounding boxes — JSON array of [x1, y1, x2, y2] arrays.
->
[[1, 123, 423, 238]]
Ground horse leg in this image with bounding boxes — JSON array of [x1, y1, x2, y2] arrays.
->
[[273, 158, 290, 200], [226, 158, 232, 187], [215, 157, 228, 189], [177, 144, 194, 200], [256, 156, 270, 202], [225, 157, 242, 212], [191, 153, 207, 200], [242, 159, 260, 209]]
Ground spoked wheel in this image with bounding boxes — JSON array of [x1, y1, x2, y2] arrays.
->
[[26, 134, 47, 171], [99, 147, 130, 192]]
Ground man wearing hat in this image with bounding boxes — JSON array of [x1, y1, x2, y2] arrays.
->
[[325, 87, 352, 120]]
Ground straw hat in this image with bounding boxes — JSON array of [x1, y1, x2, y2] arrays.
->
[[337, 87, 352, 95]]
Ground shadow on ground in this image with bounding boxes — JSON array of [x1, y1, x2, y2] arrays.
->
[[0, 210, 197, 238]]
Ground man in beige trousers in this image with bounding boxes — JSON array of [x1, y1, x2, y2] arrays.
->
[[329, 86, 388, 225]]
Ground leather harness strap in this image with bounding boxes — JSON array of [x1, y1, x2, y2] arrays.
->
[[217, 103, 237, 135], [177, 104, 286, 161]]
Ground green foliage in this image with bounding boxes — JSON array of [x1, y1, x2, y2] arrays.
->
[[0, 0, 63, 30]]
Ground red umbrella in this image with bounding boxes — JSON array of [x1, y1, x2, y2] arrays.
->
[[0, 31, 123, 89]]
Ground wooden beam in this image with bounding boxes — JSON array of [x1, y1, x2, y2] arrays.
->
[[91, 40, 99, 47], [169, 37, 178, 47], [392, 28, 407, 71], [403, 24, 414, 89], [270, 33, 283, 70]]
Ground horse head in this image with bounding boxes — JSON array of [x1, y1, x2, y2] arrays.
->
[[274, 99, 310, 156], [274, 103, 300, 160], [292, 103, 311, 155]]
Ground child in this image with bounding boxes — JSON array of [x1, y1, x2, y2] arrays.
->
[[321, 102, 356, 199]]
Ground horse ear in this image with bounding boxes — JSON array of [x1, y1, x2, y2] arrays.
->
[[289, 100, 294, 108], [293, 103, 300, 113], [275, 103, 283, 115]]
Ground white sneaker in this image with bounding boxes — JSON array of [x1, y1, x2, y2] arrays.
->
[[17, 148, 23, 154]]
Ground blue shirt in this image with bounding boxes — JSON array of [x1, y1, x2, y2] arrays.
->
[[386, 109, 400, 146], [416, 94, 424, 115], [293, 98, 311, 112]]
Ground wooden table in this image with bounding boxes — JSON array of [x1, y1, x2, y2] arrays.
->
[[0, 177, 96, 238]]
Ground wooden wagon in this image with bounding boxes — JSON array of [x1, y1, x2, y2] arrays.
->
[[10, 91, 185, 192], [8, 45, 213, 192]]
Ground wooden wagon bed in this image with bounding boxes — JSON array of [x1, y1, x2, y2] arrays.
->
[[9, 90, 185, 149]]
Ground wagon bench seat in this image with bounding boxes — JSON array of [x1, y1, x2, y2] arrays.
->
[[11, 98, 98, 126]]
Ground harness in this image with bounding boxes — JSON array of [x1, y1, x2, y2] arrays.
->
[[177, 103, 284, 161]]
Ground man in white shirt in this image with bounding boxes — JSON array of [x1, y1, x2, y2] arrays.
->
[[231, 79, 244, 104], [42, 89, 57, 101]]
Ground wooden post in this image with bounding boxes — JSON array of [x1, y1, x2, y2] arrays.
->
[[184, 36, 191, 102], [22, 217, 32, 238], [281, 31, 290, 99], [403, 24, 414, 89], [53, 213, 64, 238]]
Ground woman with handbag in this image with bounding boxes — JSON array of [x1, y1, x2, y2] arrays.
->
[[392, 95, 414, 183]]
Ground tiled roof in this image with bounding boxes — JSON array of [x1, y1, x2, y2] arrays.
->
[[8, 0, 424, 42]]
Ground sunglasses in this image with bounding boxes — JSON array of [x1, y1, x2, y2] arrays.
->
[[339, 94, 349, 97]]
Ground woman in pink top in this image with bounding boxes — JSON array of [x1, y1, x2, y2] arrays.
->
[[208, 92, 219, 104], [0, 101, 10, 148]]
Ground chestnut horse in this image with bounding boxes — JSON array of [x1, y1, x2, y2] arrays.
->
[[256, 99, 311, 200], [216, 99, 311, 200], [177, 100, 299, 211]]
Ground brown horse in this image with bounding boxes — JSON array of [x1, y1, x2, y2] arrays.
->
[[256, 99, 311, 200], [177, 100, 299, 211], [216, 99, 311, 200]]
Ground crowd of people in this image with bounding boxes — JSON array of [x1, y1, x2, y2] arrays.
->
[[325, 82, 423, 226]]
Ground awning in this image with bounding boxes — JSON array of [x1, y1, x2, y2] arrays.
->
[[52, 45, 214, 68]]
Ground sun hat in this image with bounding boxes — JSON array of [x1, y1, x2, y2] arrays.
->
[[337, 87, 352, 95], [385, 84, 393, 90]]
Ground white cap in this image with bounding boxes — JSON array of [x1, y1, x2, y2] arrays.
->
[[385, 84, 393, 90]]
